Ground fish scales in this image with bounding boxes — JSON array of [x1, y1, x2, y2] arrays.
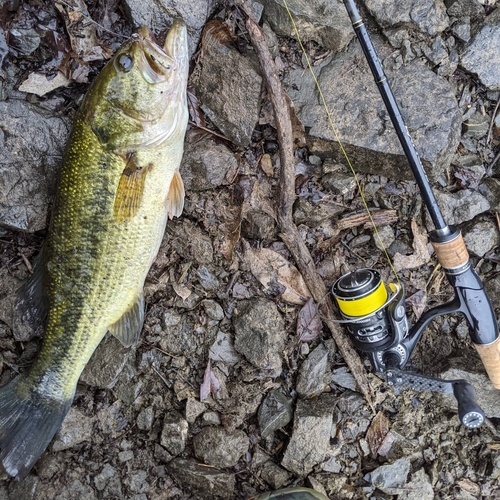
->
[[0, 20, 189, 479]]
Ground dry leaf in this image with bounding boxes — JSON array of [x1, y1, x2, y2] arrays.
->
[[393, 219, 431, 272], [172, 282, 191, 301], [56, 0, 111, 63], [406, 290, 427, 320], [297, 298, 322, 342], [200, 360, 220, 402], [19, 71, 70, 96], [242, 241, 311, 305], [366, 411, 390, 457]]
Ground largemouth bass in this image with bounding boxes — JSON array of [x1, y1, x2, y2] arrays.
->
[[0, 19, 189, 480]]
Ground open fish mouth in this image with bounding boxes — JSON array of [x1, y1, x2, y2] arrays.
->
[[136, 20, 188, 84]]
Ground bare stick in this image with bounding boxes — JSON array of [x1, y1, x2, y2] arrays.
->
[[238, 2, 374, 409]]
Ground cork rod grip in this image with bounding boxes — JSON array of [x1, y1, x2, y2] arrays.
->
[[431, 232, 469, 269], [475, 338, 500, 389]]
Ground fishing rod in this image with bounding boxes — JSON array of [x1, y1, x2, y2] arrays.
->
[[331, 0, 500, 428]]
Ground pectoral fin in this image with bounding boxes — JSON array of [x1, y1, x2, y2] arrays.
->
[[108, 294, 145, 347], [114, 153, 151, 221], [165, 170, 185, 219]]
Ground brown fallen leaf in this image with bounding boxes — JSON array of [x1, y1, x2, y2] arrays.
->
[[297, 298, 323, 342], [406, 289, 427, 320], [365, 411, 390, 457], [200, 360, 221, 402], [55, 0, 111, 63], [393, 218, 431, 272], [242, 240, 311, 305]]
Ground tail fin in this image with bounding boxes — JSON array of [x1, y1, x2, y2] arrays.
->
[[0, 375, 73, 480]]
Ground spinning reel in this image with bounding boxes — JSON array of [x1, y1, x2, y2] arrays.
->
[[333, 267, 487, 429]]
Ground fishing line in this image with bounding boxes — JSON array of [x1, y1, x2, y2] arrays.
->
[[281, 0, 400, 285]]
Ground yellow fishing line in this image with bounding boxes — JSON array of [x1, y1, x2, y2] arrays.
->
[[281, 0, 400, 285]]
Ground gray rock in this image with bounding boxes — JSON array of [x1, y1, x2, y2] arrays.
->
[[258, 389, 294, 438], [137, 406, 154, 431], [368, 457, 411, 494], [118, 450, 134, 462], [209, 330, 241, 365], [373, 225, 396, 252], [128, 470, 149, 494], [281, 393, 336, 476], [296, 343, 331, 397], [463, 112, 490, 138], [233, 298, 286, 374], [8, 474, 39, 500], [202, 300, 225, 321], [180, 138, 237, 191], [9, 28, 41, 55], [260, 461, 292, 490], [365, 0, 449, 36], [461, 13, 500, 90], [241, 210, 278, 242], [432, 189, 490, 226], [94, 464, 117, 492], [80, 333, 134, 389], [479, 177, 500, 211], [462, 220, 499, 257], [260, 0, 353, 52], [52, 407, 94, 451], [0, 100, 69, 232], [160, 412, 189, 456], [398, 469, 434, 500], [286, 42, 461, 182], [445, 0, 483, 18], [197, 265, 219, 291], [193, 426, 249, 468], [167, 219, 214, 264], [331, 366, 357, 391], [167, 458, 236, 498], [452, 20, 472, 42], [440, 367, 500, 418], [122, 0, 215, 54], [202, 411, 221, 425], [159, 313, 197, 356], [186, 397, 206, 423], [321, 171, 357, 196], [192, 32, 262, 147]]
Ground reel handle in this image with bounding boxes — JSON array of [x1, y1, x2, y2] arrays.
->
[[453, 381, 485, 429]]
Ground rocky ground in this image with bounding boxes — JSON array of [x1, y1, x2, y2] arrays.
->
[[1, 0, 500, 498]]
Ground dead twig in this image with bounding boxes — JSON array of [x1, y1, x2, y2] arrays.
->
[[487, 99, 500, 145], [237, 1, 374, 410]]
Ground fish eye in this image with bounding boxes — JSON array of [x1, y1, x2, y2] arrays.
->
[[118, 54, 133, 72]]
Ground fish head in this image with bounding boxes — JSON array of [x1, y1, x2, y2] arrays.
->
[[84, 19, 189, 149]]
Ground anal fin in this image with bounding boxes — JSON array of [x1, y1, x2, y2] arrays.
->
[[16, 246, 49, 328], [165, 170, 185, 219], [108, 293, 145, 348]]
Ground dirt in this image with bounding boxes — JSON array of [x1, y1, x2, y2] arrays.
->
[[1, 1, 500, 499]]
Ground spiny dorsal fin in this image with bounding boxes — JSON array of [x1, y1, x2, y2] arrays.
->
[[114, 153, 152, 221], [108, 293, 145, 348], [165, 170, 185, 220]]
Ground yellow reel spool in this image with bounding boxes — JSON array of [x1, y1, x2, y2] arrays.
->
[[332, 269, 389, 318]]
